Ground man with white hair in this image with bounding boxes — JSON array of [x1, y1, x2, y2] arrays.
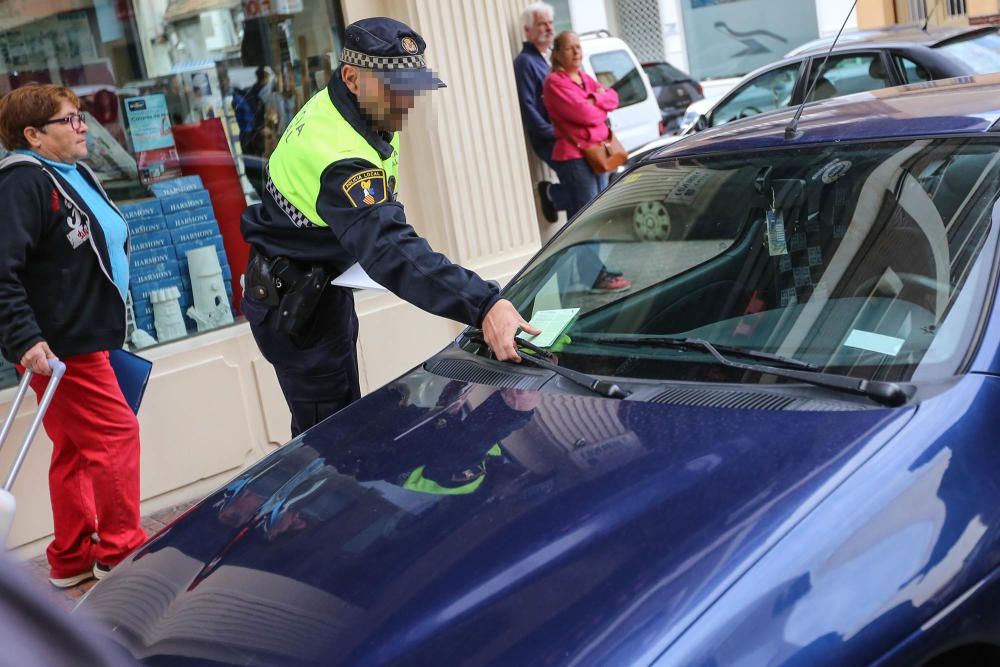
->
[[513, 2, 566, 223]]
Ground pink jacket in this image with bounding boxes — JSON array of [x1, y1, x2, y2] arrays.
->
[[543, 69, 620, 161]]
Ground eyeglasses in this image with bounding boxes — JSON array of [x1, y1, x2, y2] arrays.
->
[[40, 113, 86, 132]]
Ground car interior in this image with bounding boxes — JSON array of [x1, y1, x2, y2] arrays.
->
[[501, 140, 1000, 385]]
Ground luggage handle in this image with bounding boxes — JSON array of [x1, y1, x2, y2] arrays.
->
[[0, 358, 66, 492]]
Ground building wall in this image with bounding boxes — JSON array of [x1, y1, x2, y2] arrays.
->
[[3, 0, 543, 556]]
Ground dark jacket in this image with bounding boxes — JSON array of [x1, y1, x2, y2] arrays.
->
[[241, 70, 501, 328], [0, 155, 128, 363], [513, 41, 556, 156]]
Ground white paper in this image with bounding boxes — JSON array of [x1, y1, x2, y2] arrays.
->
[[843, 329, 904, 357], [331, 263, 387, 292]]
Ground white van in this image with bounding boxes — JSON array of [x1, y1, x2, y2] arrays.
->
[[579, 30, 662, 153]]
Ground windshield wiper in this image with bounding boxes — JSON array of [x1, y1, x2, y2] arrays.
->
[[573, 333, 819, 370], [669, 338, 909, 407], [460, 330, 629, 399]]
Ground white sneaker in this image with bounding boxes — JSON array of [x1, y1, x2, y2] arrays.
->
[[49, 569, 94, 588], [93, 562, 112, 580]]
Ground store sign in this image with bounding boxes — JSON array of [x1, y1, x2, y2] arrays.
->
[[242, 0, 303, 18], [124, 94, 181, 185], [680, 0, 818, 80]]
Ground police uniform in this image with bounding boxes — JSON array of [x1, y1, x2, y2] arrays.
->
[[241, 17, 501, 436]]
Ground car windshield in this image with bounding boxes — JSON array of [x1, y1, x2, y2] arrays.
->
[[936, 30, 1000, 74], [476, 139, 1000, 388], [644, 62, 688, 86]]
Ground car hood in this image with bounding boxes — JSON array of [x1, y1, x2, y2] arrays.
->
[[79, 368, 915, 666]]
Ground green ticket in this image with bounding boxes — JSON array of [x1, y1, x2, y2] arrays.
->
[[521, 308, 580, 348]]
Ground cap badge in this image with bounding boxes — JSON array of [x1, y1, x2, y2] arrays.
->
[[401, 36, 419, 54]]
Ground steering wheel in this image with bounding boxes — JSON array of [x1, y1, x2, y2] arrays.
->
[[737, 106, 762, 119]]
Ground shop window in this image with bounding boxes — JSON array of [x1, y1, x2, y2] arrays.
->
[[0, 0, 345, 389]]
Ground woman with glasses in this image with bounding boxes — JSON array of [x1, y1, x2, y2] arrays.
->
[[0, 84, 145, 588]]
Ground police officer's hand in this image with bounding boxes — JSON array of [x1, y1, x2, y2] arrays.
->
[[482, 299, 540, 363], [20, 341, 56, 376]]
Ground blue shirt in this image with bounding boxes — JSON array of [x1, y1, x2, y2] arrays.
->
[[19, 151, 129, 299], [513, 42, 556, 153]]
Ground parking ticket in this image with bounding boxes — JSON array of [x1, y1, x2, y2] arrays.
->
[[521, 308, 580, 348]]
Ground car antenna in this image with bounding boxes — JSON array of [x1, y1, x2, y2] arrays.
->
[[921, 0, 939, 32], [784, 0, 858, 141]]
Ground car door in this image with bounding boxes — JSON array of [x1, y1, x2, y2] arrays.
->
[[708, 60, 806, 128], [801, 50, 895, 103]]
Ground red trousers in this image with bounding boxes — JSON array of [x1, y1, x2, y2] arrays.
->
[[20, 351, 146, 578]]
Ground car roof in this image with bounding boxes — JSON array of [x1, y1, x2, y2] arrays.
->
[[649, 73, 1000, 160], [786, 24, 994, 58], [724, 41, 903, 94]]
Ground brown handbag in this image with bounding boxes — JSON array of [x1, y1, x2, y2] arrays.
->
[[557, 120, 628, 175]]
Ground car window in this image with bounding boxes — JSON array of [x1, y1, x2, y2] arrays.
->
[[711, 63, 799, 127], [644, 62, 687, 86], [894, 55, 932, 83], [806, 53, 889, 102], [935, 30, 1000, 74], [589, 50, 648, 108], [492, 140, 1000, 387]]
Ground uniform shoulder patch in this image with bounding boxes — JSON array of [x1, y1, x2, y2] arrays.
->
[[342, 169, 388, 207]]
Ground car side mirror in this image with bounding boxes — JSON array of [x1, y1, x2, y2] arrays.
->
[[694, 114, 708, 132]]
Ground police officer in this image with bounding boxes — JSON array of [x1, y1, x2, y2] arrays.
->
[[241, 17, 539, 436]]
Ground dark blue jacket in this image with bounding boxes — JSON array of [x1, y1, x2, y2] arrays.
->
[[513, 42, 555, 156], [241, 70, 501, 328]]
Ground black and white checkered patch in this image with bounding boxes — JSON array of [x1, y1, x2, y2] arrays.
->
[[265, 168, 318, 229], [341, 47, 426, 70]]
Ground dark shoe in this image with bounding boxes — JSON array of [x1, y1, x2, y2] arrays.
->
[[93, 562, 112, 581], [589, 271, 632, 293], [49, 567, 95, 588], [537, 181, 558, 223]]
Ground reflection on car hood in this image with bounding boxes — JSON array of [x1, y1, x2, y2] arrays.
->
[[78, 369, 914, 666]]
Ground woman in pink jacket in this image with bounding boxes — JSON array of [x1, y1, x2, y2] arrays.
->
[[544, 31, 630, 292]]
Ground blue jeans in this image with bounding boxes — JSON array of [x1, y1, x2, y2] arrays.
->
[[550, 157, 609, 219]]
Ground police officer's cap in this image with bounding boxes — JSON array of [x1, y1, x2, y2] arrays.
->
[[341, 17, 446, 92]]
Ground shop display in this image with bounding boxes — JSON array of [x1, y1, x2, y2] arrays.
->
[[121, 175, 234, 347], [0, 0, 345, 389]]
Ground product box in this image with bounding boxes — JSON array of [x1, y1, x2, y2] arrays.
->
[[159, 190, 212, 214], [130, 230, 173, 254], [150, 175, 204, 198], [131, 267, 183, 292], [0, 357, 17, 387], [169, 221, 221, 246], [118, 199, 162, 221], [130, 246, 178, 272], [127, 215, 166, 237], [131, 296, 154, 321], [166, 206, 215, 230]]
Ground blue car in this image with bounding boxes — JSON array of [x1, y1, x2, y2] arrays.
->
[[78, 75, 1000, 666]]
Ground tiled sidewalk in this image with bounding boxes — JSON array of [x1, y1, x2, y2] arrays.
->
[[19, 500, 196, 611]]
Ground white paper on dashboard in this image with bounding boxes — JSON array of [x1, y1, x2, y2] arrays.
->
[[331, 263, 388, 292]]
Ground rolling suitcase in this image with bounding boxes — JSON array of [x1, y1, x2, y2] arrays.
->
[[0, 359, 66, 546]]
